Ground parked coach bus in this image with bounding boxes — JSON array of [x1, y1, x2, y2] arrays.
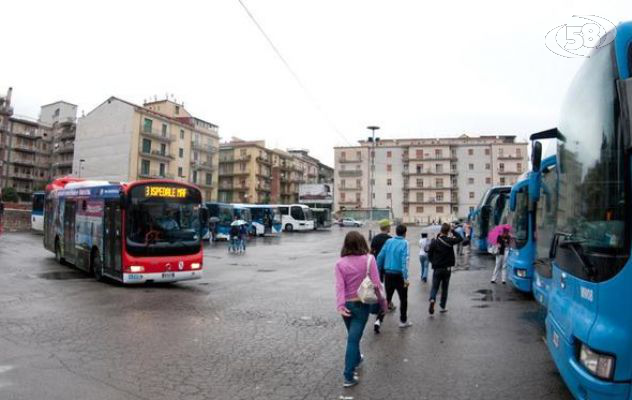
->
[[544, 21, 632, 399], [206, 202, 234, 240], [470, 185, 511, 252], [274, 204, 314, 232], [44, 178, 206, 284], [244, 205, 282, 236], [31, 191, 45, 232], [505, 155, 557, 294]]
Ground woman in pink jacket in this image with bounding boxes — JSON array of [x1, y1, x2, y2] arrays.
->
[[335, 231, 387, 388]]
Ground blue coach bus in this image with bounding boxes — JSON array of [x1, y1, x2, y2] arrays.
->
[[544, 22, 632, 399], [506, 155, 557, 293], [471, 185, 512, 252], [243, 205, 282, 236], [206, 202, 234, 240]]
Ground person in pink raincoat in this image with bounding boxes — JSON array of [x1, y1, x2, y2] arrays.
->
[[491, 227, 511, 284]]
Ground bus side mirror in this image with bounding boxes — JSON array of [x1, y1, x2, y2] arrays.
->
[[119, 193, 127, 210], [532, 141, 542, 172]]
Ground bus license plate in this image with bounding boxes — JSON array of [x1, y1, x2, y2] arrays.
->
[[162, 272, 175, 279]]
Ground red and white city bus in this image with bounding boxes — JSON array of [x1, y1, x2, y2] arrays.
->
[[43, 177, 206, 284]]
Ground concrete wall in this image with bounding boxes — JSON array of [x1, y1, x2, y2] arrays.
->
[[455, 145, 493, 218], [40, 102, 77, 125], [74, 98, 134, 181], [1, 208, 31, 232]]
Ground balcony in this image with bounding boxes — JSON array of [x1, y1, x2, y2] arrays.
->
[[339, 158, 363, 164], [220, 155, 252, 163], [403, 155, 456, 162], [497, 154, 523, 160], [12, 158, 36, 167], [140, 149, 174, 161], [58, 117, 76, 126], [13, 144, 37, 153], [138, 171, 175, 180], [10, 172, 34, 181], [0, 104, 14, 115], [54, 142, 74, 154], [256, 156, 272, 165], [339, 200, 361, 206], [59, 130, 76, 140], [191, 141, 215, 153], [140, 127, 175, 142], [196, 181, 215, 189], [405, 186, 458, 191], [218, 170, 249, 177], [498, 169, 522, 175], [403, 199, 456, 205], [338, 170, 362, 178], [338, 185, 363, 191], [191, 160, 214, 171], [256, 185, 271, 193], [403, 170, 457, 176], [53, 160, 73, 168]]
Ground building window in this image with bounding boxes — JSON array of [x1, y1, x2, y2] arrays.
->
[[387, 164, 392, 172], [453, 206, 458, 213], [435, 164, 443, 173], [141, 159, 150, 175], [341, 192, 346, 201], [142, 138, 151, 153], [436, 206, 444, 213], [499, 163, 505, 171], [468, 163, 474, 170], [416, 206, 424, 213], [403, 206, 409, 214], [355, 192, 361, 202], [468, 148, 474, 156], [356, 151, 361, 159], [340, 151, 346, 160], [486, 177, 491, 184], [416, 149, 423, 159], [516, 148, 522, 156], [193, 170, 198, 183], [143, 118, 152, 133], [499, 148, 504, 156], [500, 177, 506, 185], [435, 178, 443, 188], [387, 151, 392, 158], [416, 192, 424, 202], [436, 192, 444, 201], [466, 177, 473, 184], [179, 148, 184, 158], [178, 167, 183, 177], [435, 149, 442, 157], [159, 163, 166, 177], [416, 164, 423, 173], [416, 178, 423, 187], [161, 123, 168, 136], [160, 143, 167, 156], [206, 173, 212, 185], [485, 148, 490, 155], [386, 193, 392, 199], [175, 105, 180, 115], [180, 129, 185, 140], [451, 163, 456, 171], [517, 163, 522, 172], [341, 179, 346, 188], [485, 163, 491, 170], [469, 192, 475, 199], [387, 178, 392, 186]]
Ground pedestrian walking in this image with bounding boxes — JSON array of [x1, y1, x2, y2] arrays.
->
[[491, 227, 511, 284], [419, 232, 431, 283], [454, 224, 465, 256], [427, 223, 463, 314], [377, 224, 412, 328], [369, 219, 391, 334], [335, 231, 387, 388], [238, 223, 248, 253]]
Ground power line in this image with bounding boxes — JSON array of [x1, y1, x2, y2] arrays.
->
[[235, 0, 352, 146]]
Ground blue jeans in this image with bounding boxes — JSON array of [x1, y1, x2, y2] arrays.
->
[[419, 254, 429, 280], [342, 301, 370, 381]]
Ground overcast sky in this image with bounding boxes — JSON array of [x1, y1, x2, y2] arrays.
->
[[2, 0, 630, 165]]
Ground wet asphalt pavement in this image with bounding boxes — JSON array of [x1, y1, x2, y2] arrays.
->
[[0, 228, 571, 400]]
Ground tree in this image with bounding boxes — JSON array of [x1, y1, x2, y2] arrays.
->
[[1, 187, 19, 202]]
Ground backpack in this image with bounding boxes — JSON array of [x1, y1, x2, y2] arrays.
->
[[229, 225, 240, 237], [423, 239, 432, 253]]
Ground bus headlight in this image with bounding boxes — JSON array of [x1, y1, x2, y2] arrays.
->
[[129, 265, 145, 273], [191, 263, 201, 270], [516, 269, 527, 278], [579, 343, 615, 380]]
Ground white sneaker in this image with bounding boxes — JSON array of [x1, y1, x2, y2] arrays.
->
[[399, 321, 413, 328]]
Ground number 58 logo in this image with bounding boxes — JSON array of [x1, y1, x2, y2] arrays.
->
[[545, 15, 617, 58]]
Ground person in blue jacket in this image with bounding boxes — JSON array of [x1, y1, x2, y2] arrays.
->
[[377, 224, 412, 328]]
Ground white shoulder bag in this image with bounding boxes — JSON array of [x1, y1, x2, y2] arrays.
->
[[357, 254, 379, 304]]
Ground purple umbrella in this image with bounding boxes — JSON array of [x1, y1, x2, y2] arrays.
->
[[488, 224, 512, 246]]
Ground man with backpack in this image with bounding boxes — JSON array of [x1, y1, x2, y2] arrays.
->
[[370, 219, 392, 333], [377, 224, 412, 328], [427, 223, 463, 314]]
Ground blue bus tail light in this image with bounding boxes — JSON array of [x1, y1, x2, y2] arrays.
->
[[578, 342, 615, 380]]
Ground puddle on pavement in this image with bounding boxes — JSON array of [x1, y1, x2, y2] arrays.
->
[[473, 304, 490, 308], [257, 269, 276, 273], [39, 271, 90, 280]]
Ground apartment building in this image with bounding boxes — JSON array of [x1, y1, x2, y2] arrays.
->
[[217, 139, 332, 204], [334, 135, 528, 223], [40, 101, 78, 178], [73, 96, 220, 201]]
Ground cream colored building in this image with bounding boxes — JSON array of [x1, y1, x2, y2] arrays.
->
[[334, 135, 528, 223], [73, 96, 220, 201]]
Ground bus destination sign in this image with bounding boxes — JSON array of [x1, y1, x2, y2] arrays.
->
[[144, 186, 188, 198]]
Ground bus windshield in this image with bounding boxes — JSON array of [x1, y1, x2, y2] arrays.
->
[[126, 183, 202, 257], [534, 164, 557, 278], [512, 187, 529, 249], [32, 193, 45, 214], [555, 44, 628, 281]]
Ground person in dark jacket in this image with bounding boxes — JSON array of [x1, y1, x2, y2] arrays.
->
[[370, 219, 391, 333], [427, 223, 463, 314]]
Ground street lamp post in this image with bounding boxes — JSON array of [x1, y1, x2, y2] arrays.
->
[[78, 159, 85, 178], [366, 125, 380, 239]]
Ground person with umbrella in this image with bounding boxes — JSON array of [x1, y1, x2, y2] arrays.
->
[[490, 225, 511, 284]]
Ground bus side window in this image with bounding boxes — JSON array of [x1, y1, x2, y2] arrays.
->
[[291, 206, 304, 220]]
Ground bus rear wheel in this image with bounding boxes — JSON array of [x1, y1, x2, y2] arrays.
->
[[285, 224, 293, 232], [91, 250, 104, 281]]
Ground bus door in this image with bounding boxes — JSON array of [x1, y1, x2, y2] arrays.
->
[[103, 201, 122, 276], [264, 210, 272, 235], [63, 200, 77, 262]]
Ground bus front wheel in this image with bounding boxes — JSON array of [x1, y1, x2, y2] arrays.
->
[[285, 224, 293, 232], [91, 249, 104, 282]]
